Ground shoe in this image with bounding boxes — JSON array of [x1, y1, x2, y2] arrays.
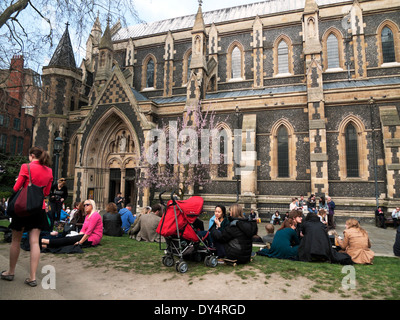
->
[[24, 278, 37, 287], [1, 271, 14, 281]]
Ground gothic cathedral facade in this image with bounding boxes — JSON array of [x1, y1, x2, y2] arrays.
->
[[33, 0, 400, 217]]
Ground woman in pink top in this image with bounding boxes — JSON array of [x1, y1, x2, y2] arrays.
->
[[41, 199, 103, 248], [1, 147, 53, 287]]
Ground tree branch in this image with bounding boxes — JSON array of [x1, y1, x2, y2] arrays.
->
[[0, 0, 30, 29]]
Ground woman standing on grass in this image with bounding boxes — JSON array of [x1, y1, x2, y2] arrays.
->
[[41, 199, 103, 248], [1, 147, 53, 287]]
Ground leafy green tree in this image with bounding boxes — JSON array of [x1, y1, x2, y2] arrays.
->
[[0, 152, 27, 196]]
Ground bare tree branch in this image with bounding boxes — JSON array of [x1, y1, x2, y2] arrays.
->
[[0, 0, 30, 29]]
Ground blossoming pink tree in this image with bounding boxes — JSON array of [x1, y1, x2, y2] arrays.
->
[[137, 101, 222, 202]]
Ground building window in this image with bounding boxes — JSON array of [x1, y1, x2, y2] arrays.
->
[[277, 126, 289, 178], [227, 42, 244, 81], [345, 123, 359, 178], [231, 47, 241, 79], [217, 133, 228, 178], [382, 26, 395, 63], [274, 36, 293, 76], [0, 134, 7, 153], [187, 53, 192, 83], [17, 137, 23, 154], [13, 118, 20, 131], [0, 115, 3, 126], [10, 135, 17, 154], [327, 34, 340, 69], [277, 41, 289, 74], [146, 59, 155, 88]]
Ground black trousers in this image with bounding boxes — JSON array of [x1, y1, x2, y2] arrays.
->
[[47, 234, 92, 248]]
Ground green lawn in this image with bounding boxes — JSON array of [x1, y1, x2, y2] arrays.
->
[[1, 219, 399, 299]]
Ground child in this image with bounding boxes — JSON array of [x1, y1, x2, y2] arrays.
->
[[262, 223, 275, 248]]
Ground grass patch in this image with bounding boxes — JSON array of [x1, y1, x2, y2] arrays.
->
[[1, 219, 400, 299]]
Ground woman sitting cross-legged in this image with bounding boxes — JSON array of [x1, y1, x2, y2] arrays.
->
[[41, 199, 103, 249], [256, 218, 299, 260]]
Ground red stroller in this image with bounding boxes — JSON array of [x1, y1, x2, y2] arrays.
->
[[156, 191, 218, 273]]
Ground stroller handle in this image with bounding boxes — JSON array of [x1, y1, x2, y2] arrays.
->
[[170, 190, 178, 205], [159, 190, 166, 207], [159, 190, 179, 206]]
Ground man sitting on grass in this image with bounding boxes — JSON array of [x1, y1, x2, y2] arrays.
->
[[129, 204, 163, 242]]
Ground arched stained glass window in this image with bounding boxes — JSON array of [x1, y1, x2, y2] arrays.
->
[[231, 47, 241, 79], [277, 41, 289, 74], [382, 27, 395, 63], [345, 123, 359, 177], [327, 34, 340, 69], [146, 59, 155, 88], [277, 126, 289, 177], [187, 54, 192, 83]]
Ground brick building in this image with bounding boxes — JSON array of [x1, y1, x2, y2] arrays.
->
[[34, 0, 400, 218], [0, 55, 37, 156]]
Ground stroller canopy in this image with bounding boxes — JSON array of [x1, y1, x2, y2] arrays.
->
[[157, 196, 204, 242]]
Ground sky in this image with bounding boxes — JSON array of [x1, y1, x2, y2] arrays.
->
[[134, 0, 262, 23], [67, 0, 263, 68], [21, 0, 263, 71]]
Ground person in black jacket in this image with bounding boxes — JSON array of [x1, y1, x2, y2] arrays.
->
[[49, 178, 68, 230], [103, 202, 123, 237], [210, 203, 257, 264], [298, 212, 352, 264], [394, 225, 400, 257]]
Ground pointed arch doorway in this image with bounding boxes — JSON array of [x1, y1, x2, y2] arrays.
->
[[79, 107, 141, 212]]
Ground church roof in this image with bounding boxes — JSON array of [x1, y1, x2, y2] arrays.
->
[[48, 25, 77, 69], [113, 0, 349, 41]]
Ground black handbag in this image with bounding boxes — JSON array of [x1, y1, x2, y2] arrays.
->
[[7, 164, 45, 218]]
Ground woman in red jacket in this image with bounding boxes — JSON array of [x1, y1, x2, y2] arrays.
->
[[1, 147, 53, 287]]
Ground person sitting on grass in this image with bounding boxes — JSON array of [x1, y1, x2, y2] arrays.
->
[[103, 202, 123, 237], [336, 218, 374, 264], [210, 204, 257, 264], [256, 218, 299, 260], [41, 199, 103, 249], [262, 223, 275, 247], [129, 204, 163, 242], [297, 212, 352, 265]]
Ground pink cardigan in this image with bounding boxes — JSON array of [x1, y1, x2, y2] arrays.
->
[[81, 212, 103, 246]]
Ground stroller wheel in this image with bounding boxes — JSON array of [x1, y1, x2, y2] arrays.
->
[[162, 255, 174, 267], [205, 255, 218, 268], [204, 256, 210, 267], [176, 261, 188, 273], [208, 256, 218, 268]]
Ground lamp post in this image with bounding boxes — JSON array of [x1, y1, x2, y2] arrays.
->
[[53, 136, 63, 182], [235, 105, 241, 203], [369, 98, 379, 209]]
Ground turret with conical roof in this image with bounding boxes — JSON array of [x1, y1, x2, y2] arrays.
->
[[48, 23, 77, 69], [36, 23, 82, 159]]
